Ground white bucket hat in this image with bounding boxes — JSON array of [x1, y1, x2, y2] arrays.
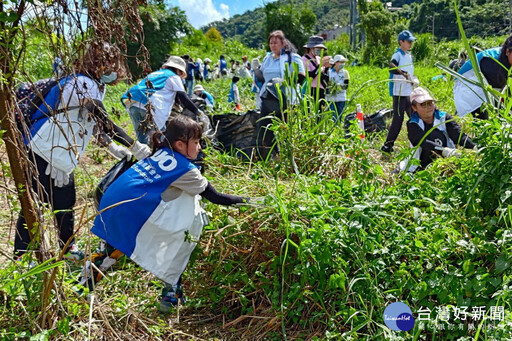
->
[[332, 54, 349, 63], [163, 56, 187, 77], [193, 84, 204, 92]]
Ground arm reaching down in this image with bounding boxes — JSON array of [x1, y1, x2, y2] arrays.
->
[[200, 182, 247, 206]]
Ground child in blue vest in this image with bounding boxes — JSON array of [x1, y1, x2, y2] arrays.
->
[[84, 115, 249, 313], [228, 76, 241, 110], [382, 30, 418, 154]]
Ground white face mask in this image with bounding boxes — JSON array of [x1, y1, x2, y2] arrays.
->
[[314, 48, 323, 56], [101, 71, 118, 84]]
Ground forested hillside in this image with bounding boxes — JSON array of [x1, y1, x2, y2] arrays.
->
[[202, 0, 350, 48], [203, 0, 510, 48]]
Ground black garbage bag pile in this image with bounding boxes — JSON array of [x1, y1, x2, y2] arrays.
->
[[212, 110, 260, 159], [343, 108, 392, 133]]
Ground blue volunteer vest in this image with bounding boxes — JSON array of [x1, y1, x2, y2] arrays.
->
[[121, 69, 176, 106], [228, 82, 236, 103], [91, 147, 198, 257], [458, 48, 501, 75], [409, 109, 455, 149], [26, 75, 79, 144]]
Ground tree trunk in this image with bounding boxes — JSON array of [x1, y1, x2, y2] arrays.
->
[[0, 0, 41, 262]]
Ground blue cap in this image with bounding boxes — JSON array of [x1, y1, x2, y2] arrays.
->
[[398, 30, 416, 42]]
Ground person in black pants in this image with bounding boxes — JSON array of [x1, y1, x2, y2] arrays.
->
[[14, 42, 151, 260], [256, 30, 305, 160], [404, 87, 476, 171], [382, 30, 417, 153]]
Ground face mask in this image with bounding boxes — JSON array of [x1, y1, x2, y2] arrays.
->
[[101, 71, 118, 84], [314, 48, 323, 56]]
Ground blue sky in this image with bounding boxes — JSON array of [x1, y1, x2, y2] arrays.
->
[[167, 0, 276, 29]]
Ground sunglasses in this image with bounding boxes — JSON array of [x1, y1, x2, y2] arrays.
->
[[418, 100, 435, 108]]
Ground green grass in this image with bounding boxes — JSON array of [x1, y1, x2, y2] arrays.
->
[[2, 36, 512, 340]]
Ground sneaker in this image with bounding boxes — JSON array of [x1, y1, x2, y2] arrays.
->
[[78, 247, 123, 289], [63, 244, 85, 261], [16, 254, 37, 269], [380, 145, 394, 154], [159, 282, 185, 313]]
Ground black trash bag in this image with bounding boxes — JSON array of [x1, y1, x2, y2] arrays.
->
[[94, 157, 136, 208], [344, 108, 391, 133], [260, 78, 287, 103], [212, 110, 260, 159]]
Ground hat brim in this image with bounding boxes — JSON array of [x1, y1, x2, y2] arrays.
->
[[164, 62, 186, 76], [304, 43, 327, 49]]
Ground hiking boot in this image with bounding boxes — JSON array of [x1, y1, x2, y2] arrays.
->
[[380, 145, 394, 154], [63, 244, 85, 261], [159, 282, 185, 313]]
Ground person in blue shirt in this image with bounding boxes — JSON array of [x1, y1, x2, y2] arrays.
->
[[82, 115, 249, 313], [219, 55, 228, 76], [251, 58, 264, 109], [228, 76, 241, 110], [203, 58, 212, 81], [182, 55, 197, 97], [257, 30, 305, 160]]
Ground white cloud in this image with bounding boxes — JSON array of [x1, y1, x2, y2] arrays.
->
[[178, 0, 230, 29]]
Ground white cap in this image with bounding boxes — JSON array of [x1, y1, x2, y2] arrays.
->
[[332, 54, 348, 63]]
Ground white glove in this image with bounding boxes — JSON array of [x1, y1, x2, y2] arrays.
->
[[412, 77, 420, 87], [130, 141, 151, 160], [108, 142, 133, 160], [442, 147, 461, 158], [45, 164, 70, 187]]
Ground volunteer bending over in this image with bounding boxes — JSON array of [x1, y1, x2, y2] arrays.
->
[[405, 87, 476, 171]]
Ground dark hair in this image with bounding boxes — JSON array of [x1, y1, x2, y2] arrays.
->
[[500, 34, 512, 60], [232, 76, 240, 83], [152, 115, 203, 151], [268, 30, 297, 54], [220, 55, 224, 59], [75, 41, 127, 80]]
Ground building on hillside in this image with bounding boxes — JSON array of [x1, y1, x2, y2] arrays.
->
[[384, 2, 402, 11], [321, 25, 350, 41]]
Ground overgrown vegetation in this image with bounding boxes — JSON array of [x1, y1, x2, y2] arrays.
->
[[1, 1, 512, 340]]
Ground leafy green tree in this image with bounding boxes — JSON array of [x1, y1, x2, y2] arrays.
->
[[264, 2, 316, 50], [126, 3, 191, 78], [205, 27, 223, 44], [357, 0, 394, 65]]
